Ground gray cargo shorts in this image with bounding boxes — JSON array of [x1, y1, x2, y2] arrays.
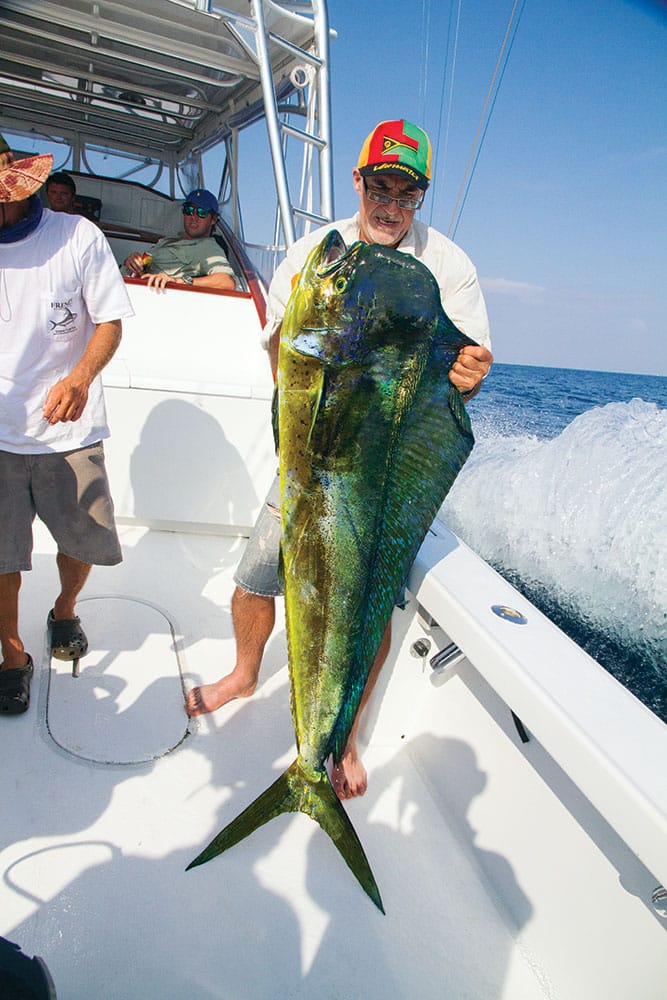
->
[[233, 474, 408, 607], [234, 475, 283, 597], [0, 442, 122, 573]]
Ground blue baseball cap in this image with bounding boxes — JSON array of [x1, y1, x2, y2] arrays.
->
[[184, 188, 219, 214]]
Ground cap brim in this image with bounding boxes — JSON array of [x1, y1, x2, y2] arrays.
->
[[0, 153, 53, 203], [360, 162, 429, 191]]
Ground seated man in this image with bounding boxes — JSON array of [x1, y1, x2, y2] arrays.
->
[[122, 188, 236, 291], [45, 170, 77, 213]]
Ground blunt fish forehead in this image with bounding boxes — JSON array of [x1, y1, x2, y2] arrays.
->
[[291, 234, 366, 322], [321, 240, 439, 314], [309, 239, 414, 311], [313, 236, 407, 279], [310, 230, 355, 275], [315, 229, 348, 271]]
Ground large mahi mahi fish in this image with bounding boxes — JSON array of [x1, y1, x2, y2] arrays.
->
[[188, 231, 477, 911]]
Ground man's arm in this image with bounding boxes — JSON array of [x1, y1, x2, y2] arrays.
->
[[190, 272, 235, 291], [42, 320, 122, 424], [449, 344, 493, 402], [436, 256, 492, 400], [122, 251, 148, 276], [144, 272, 235, 291], [268, 325, 281, 381]]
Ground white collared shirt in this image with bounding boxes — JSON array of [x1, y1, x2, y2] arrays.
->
[[262, 213, 490, 349]]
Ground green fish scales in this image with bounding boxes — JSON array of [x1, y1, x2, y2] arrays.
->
[[188, 231, 476, 912]]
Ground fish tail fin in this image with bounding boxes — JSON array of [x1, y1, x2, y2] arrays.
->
[[186, 757, 384, 913]]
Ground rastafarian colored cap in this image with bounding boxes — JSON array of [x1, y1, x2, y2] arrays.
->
[[357, 120, 432, 190]]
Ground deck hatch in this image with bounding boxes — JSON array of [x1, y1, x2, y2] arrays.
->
[[46, 596, 189, 765]]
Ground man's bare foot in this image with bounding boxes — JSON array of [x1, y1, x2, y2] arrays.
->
[[330, 744, 367, 800], [185, 670, 257, 717]]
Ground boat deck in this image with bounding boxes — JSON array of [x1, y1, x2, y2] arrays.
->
[[1, 521, 546, 999]]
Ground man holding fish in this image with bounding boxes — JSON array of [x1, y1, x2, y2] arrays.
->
[[186, 120, 492, 799]]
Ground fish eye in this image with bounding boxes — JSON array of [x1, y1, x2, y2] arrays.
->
[[334, 276, 347, 292]]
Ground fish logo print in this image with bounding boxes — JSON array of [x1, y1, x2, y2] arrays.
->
[[49, 305, 77, 332]]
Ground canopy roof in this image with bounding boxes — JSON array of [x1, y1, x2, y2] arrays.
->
[[0, 0, 323, 162]]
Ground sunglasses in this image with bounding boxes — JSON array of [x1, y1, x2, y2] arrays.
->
[[183, 204, 211, 218], [362, 178, 423, 211]]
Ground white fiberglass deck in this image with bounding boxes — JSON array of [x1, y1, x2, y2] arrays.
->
[[2, 521, 545, 1000]]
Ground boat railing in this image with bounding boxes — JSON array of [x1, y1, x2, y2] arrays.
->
[[409, 519, 667, 894], [242, 242, 287, 287], [246, 0, 334, 246]]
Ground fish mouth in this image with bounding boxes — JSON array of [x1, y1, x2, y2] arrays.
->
[[314, 230, 362, 277]]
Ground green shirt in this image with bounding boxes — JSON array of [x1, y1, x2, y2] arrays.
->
[[146, 235, 235, 282]]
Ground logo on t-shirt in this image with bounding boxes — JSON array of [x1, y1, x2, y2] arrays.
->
[[49, 298, 78, 335]]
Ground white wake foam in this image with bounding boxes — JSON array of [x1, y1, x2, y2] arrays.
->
[[439, 399, 667, 650]]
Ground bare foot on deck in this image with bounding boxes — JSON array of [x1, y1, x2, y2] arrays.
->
[[330, 744, 367, 800], [185, 669, 257, 716]]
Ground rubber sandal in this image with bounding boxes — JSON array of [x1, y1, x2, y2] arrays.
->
[[47, 610, 88, 677], [0, 655, 34, 715], [0, 935, 57, 999]]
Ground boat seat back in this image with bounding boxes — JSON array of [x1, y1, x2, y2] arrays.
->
[[73, 193, 102, 221]]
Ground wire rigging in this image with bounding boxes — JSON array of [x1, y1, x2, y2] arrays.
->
[[448, 0, 528, 238], [429, 0, 463, 227], [418, 0, 432, 127]]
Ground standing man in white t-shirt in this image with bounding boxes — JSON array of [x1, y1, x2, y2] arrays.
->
[[186, 119, 493, 799], [0, 137, 134, 715]]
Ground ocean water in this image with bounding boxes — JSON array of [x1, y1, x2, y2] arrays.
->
[[439, 364, 667, 723]]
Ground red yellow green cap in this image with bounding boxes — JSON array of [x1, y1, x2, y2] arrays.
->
[[357, 120, 432, 190]]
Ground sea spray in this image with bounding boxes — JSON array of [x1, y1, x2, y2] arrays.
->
[[439, 398, 666, 717]]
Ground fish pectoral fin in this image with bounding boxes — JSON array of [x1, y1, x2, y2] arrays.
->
[[448, 383, 474, 436], [305, 369, 327, 451], [187, 757, 384, 913]]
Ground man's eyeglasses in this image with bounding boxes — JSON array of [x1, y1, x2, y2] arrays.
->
[[183, 204, 210, 218], [363, 178, 423, 211]]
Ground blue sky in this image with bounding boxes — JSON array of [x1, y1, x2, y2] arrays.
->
[[7, 0, 663, 375], [318, 0, 666, 375]]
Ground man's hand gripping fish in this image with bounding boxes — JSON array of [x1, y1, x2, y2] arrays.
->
[[188, 231, 477, 912]]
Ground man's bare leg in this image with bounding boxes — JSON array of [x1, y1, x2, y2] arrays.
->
[[1, 553, 91, 670], [53, 551, 92, 620], [0, 572, 29, 669], [186, 587, 275, 716], [330, 620, 392, 800]]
